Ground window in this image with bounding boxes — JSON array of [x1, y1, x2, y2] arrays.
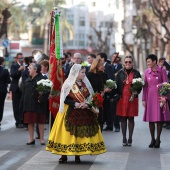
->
[[105, 22, 109, 27], [68, 19, 74, 25], [79, 34, 85, 40], [90, 21, 96, 27], [67, 14, 74, 25], [79, 17, 85, 26], [67, 40, 73, 46], [79, 41, 85, 47], [116, 0, 119, 9], [92, 2, 96, 7]]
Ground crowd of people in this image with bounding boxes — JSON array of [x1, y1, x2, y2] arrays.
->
[[0, 51, 170, 163]]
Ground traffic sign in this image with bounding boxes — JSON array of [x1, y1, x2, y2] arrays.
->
[[2, 39, 9, 47]]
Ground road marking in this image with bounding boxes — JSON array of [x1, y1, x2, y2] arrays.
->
[[17, 151, 59, 170], [0, 151, 10, 157], [161, 154, 170, 170], [90, 152, 129, 170], [1, 151, 169, 170]]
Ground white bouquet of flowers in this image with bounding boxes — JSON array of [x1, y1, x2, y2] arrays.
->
[[129, 78, 144, 102], [36, 79, 53, 94], [104, 79, 117, 89]]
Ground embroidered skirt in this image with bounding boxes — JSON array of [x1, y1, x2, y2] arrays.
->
[[46, 104, 106, 156]]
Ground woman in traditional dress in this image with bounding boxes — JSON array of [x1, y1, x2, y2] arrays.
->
[[142, 54, 170, 148], [46, 64, 106, 163], [116, 56, 141, 146]]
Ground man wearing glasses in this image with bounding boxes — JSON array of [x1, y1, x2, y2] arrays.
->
[[10, 53, 24, 128], [65, 53, 82, 78]]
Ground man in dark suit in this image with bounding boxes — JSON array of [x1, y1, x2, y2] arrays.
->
[[97, 52, 114, 80], [111, 53, 122, 75], [0, 57, 11, 128], [97, 52, 116, 131], [65, 53, 82, 78], [86, 53, 96, 73], [10, 53, 25, 128]]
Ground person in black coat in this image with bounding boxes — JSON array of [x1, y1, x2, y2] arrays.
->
[[20, 63, 49, 145], [87, 58, 110, 131], [65, 53, 82, 78], [111, 53, 123, 75], [97, 52, 114, 80], [116, 56, 141, 146], [0, 57, 11, 128], [10, 53, 25, 128], [97, 53, 115, 131]]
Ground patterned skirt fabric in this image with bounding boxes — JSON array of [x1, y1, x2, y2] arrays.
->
[[46, 104, 106, 156]]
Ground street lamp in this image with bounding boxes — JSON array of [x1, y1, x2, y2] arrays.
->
[[1, 8, 11, 59]]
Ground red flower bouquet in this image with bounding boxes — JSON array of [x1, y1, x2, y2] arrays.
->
[[86, 93, 104, 108]]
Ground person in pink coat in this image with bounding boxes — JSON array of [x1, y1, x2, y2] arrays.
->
[[142, 54, 170, 148]]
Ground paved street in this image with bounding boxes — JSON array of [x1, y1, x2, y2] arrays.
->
[[1, 97, 170, 170]]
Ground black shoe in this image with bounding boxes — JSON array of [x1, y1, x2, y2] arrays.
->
[[59, 156, 67, 163], [166, 125, 170, 129], [154, 140, 161, 148], [16, 123, 24, 128], [127, 139, 132, 146], [103, 127, 113, 131], [75, 156, 81, 163], [26, 140, 35, 145], [148, 139, 156, 148], [115, 128, 120, 132], [122, 139, 127, 146]]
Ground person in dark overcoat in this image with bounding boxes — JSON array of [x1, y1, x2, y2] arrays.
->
[[0, 57, 11, 128], [87, 58, 109, 131], [10, 53, 24, 128], [20, 63, 49, 145]]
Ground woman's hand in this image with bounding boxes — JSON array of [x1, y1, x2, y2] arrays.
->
[[142, 101, 146, 107], [133, 91, 138, 95], [159, 97, 166, 105], [101, 91, 104, 97], [48, 94, 53, 99], [75, 102, 81, 109], [75, 102, 89, 109], [104, 87, 112, 93], [78, 102, 88, 109], [81, 103, 89, 109]]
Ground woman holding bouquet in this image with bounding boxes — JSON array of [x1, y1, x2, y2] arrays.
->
[[20, 63, 49, 145], [142, 54, 170, 148], [87, 58, 109, 130], [46, 64, 106, 163], [116, 56, 141, 146]]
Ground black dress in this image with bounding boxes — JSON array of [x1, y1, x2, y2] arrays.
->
[[87, 71, 108, 130], [87, 71, 108, 93]]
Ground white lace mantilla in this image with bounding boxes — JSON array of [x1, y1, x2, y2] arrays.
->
[[59, 64, 94, 113]]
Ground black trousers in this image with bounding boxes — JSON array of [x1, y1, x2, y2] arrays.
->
[[0, 92, 7, 122], [12, 89, 23, 124], [104, 98, 120, 129]]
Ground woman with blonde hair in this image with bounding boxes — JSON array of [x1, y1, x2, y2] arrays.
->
[[87, 58, 109, 130]]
